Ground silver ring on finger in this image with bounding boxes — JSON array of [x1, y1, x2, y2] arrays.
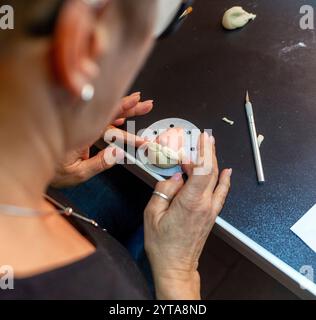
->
[[152, 191, 171, 202]]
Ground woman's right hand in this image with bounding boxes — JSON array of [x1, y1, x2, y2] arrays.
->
[[51, 92, 152, 188], [144, 132, 232, 300]]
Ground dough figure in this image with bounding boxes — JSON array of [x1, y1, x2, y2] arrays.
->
[[147, 142, 182, 169], [147, 128, 185, 169], [222, 6, 256, 30]]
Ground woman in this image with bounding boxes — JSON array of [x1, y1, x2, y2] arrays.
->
[[0, 0, 231, 299]]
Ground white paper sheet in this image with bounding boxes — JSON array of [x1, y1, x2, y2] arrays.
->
[[291, 204, 316, 253]]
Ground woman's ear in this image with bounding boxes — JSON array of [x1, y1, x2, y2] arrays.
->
[[52, 0, 107, 100]]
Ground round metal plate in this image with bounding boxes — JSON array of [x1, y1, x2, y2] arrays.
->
[[137, 118, 201, 177]]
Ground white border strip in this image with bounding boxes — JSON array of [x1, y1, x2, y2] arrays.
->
[[216, 217, 316, 296]]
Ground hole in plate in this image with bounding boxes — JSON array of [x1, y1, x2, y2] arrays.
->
[[170, 124, 175, 128]]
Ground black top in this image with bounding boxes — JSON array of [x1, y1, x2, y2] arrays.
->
[[0, 216, 151, 300]]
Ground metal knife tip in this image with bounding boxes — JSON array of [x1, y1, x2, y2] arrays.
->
[[246, 90, 250, 103]]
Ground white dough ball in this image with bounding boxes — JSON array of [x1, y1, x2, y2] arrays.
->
[[222, 6, 256, 30]]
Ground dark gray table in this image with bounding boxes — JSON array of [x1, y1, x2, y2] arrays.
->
[[100, 0, 316, 298]]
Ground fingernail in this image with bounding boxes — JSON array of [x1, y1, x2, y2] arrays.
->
[[125, 97, 140, 110], [209, 135, 215, 144], [144, 100, 154, 108], [171, 172, 183, 181], [132, 92, 141, 96], [227, 168, 233, 176], [132, 95, 141, 102], [144, 100, 154, 107]]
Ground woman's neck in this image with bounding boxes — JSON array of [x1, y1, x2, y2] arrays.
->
[[0, 43, 65, 210], [0, 157, 53, 210]]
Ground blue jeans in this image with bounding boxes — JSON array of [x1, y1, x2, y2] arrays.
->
[[54, 164, 155, 294]]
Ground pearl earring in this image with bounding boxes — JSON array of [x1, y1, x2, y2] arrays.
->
[[81, 84, 95, 102]]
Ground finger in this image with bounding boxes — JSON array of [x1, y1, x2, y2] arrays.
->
[[181, 133, 207, 177], [104, 126, 148, 148], [79, 146, 125, 181], [195, 132, 213, 174], [211, 169, 232, 217], [183, 133, 215, 195], [112, 118, 126, 127], [120, 94, 141, 112], [119, 100, 154, 119], [208, 137, 220, 191], [112, 94, 140, 124], [146, 173, 184, 215]]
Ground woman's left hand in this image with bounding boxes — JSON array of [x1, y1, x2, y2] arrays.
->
[[51, 92, 153, 188]]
